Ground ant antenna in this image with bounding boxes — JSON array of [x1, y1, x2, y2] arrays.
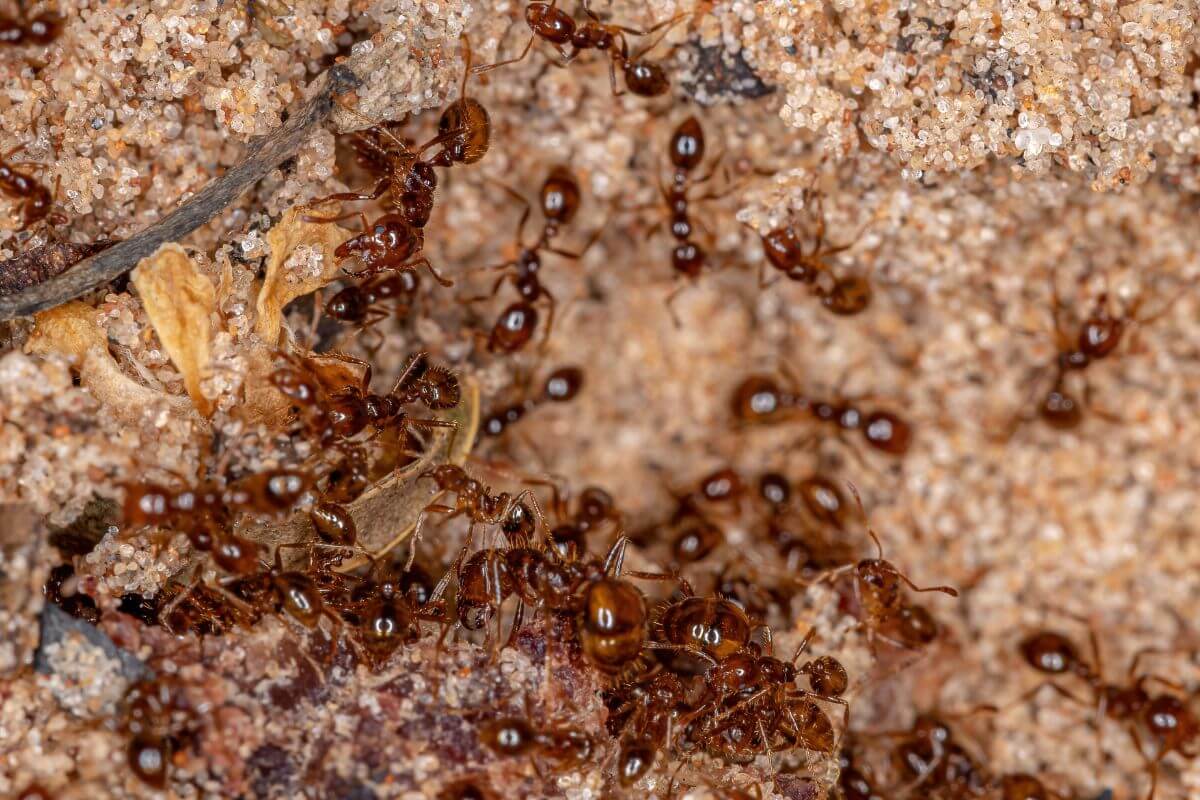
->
[[791, 626, 818, 664], [845, 481, 883, 560]]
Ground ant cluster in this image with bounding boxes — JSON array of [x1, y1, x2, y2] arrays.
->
[[28, 2, 1196, 798]]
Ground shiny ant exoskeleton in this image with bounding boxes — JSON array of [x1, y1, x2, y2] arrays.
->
[[731, 371, 913, 456], [468, 167, 596, 352], [754, 184, 872, 315], [1, 143, 66, 230], [479, 365, 585, 437], [473, 2, 688, 97]]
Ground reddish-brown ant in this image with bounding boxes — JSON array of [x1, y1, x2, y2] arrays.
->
[[869, 711, 993, 798], [1009, 274, 1180, 432], [324, 268, 421, 344], [818, 486, 958, 651], [120, 673, 204, 788], [1, 144, 65, 230], [474, 3, 688, 97], [0, 13, 62, 47], [310, 37, 489, 227], [470, 167, 596, 352], [327, 213, 450, 285], [480, 365, 585, 438], [272, 350, 459, 444], [731, 371, 913, 456], [476, 698, 593, 769], [755, 184, 872, 315], [1017, 620, 1198, 797]]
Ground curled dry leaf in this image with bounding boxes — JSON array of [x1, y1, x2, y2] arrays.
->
[[24, 301, 194, 426], [254, 202, 351, 346], [245, 376, 480, 564], [131, 244, 217, 417]]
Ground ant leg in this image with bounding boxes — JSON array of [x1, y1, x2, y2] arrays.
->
[[461, 271, 513, 304], [606, 53, 624, 97], [320, 350, 374, 391], [472, 32, 537, 75], [630, 12, 690, 59], [664, 282, 688, 329], [623, 569, 694, 597], [306, 177, 389, 211], [895, 573, 959, 597], [537, 291, 557, 352], [400, 257, 453, 288]]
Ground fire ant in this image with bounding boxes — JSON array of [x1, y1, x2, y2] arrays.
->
[[754, 184, 872, 315], [1017, 620, 1198, 797], [546, 485, 621, 559], [272, 350, 459, 444], [1008, 274, 1180, 432], [310, 36, 490, 228], [867, 711, 993, 798], [731, 369, 913, 456], [817, 486, 958, 651], [473, 2, 689, 98], [469, 167, 596, 352], [324, 268, 421, 342], [479, 365, 585, 437], [475, 697, 593, 770], [120, 673, 204, 788], [0, 12, 62, 47], [1, 144, 66, 230]]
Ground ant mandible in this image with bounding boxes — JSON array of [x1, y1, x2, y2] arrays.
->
[[755, 183, 873, 315], [473, 2, 689, 98]]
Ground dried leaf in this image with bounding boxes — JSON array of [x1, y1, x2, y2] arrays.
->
[[25, 302, 193, 425], [254, 202, 351, 345], [131, 244, 217, 416], [245, 376, 480, 563]]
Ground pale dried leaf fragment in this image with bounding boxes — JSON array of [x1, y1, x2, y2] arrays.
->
[[131, 244, 217, 416], [25, 302, 193, 425], [255, 202, 351, 345]]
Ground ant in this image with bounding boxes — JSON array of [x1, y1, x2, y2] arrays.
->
[[754, 184, 872, 315], [475, 695, 593, 770], [324, 268, 421, 344], [473, 2, 688, 98], [1, 143, 66, 230], [731, 369, 913, 456], [480, 365, 585, 437], [310, 36, 489, 227], [272, 350, 459, 444], [546, 485, 621, 559], [1009, 274, 1179, 432], [327, 213, 451, 285], [868, 711, 993, 799], [1017, 619, 1198, 797], [120, 672, 205, 788], [469, 167, 596, 352], [681, 628, 846, 763], [0, 12, 62, 47], [818, 485, 958, 651]]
